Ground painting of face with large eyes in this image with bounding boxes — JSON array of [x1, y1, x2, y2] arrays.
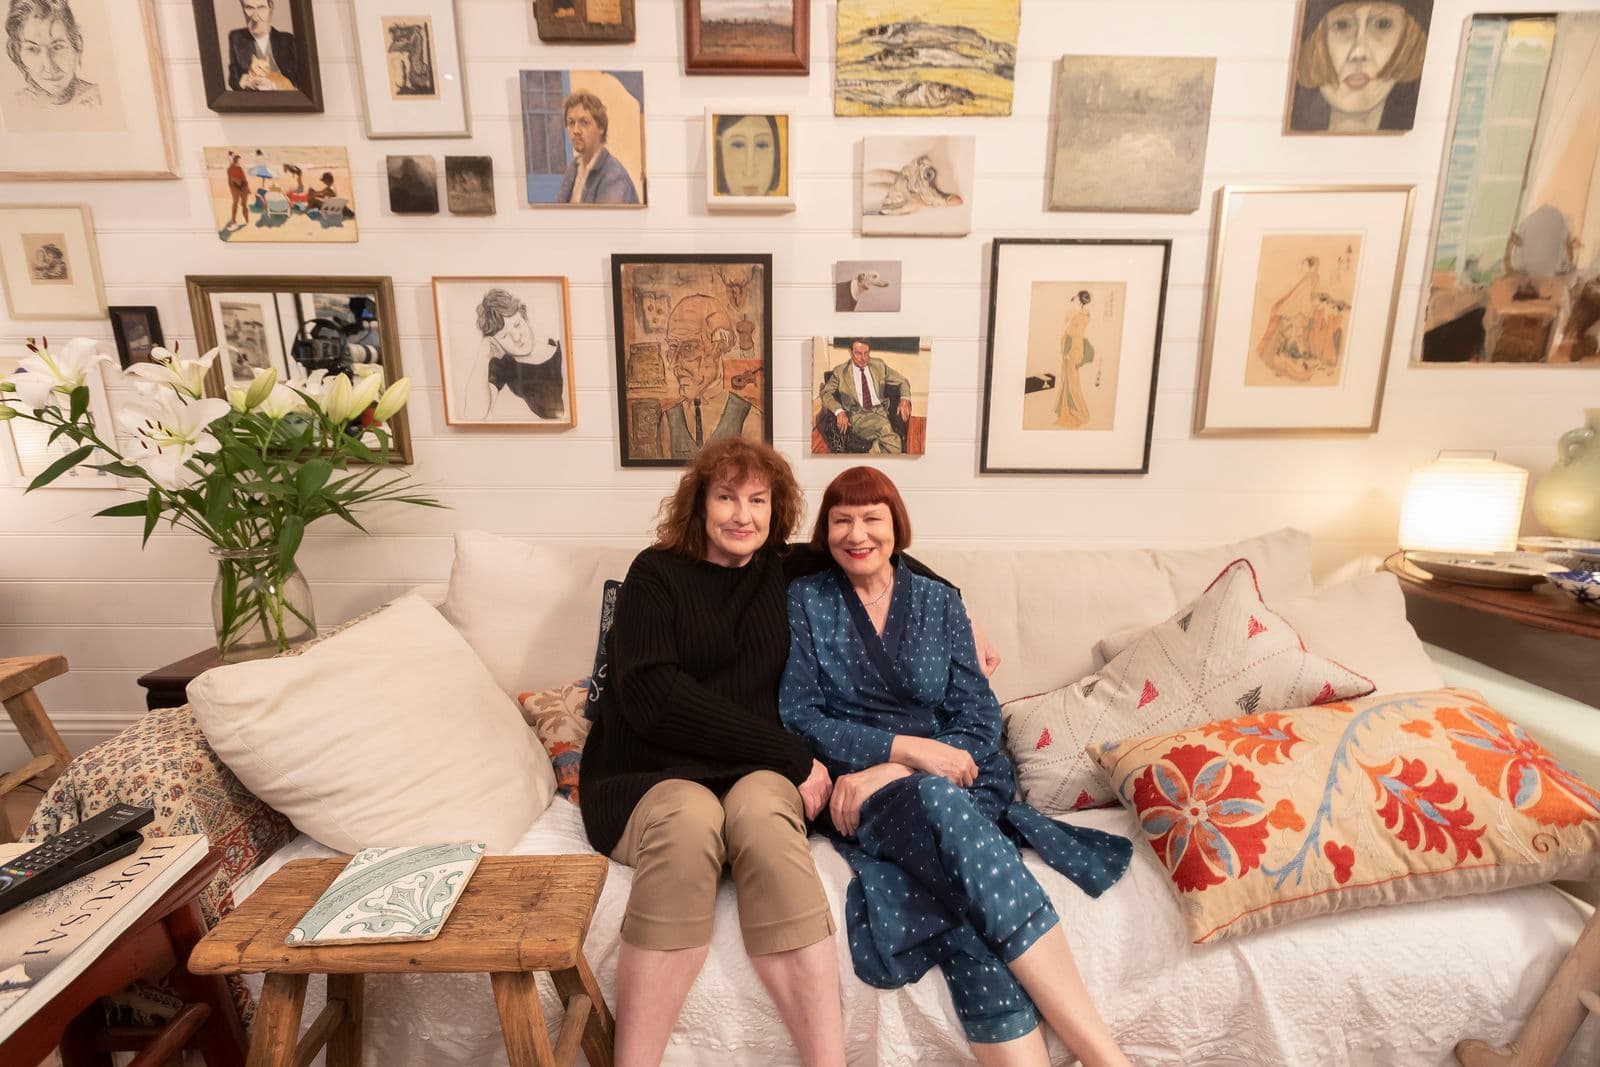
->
[[1285, 0, 1431, 134], [706, 109, 794, 212]]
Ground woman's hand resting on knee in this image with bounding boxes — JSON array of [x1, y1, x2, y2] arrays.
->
[[890, 736, 978, 787], [829, 763, 913, 837], [798, 759, 834, 821]]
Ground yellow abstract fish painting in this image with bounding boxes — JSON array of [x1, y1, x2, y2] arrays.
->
[[834, 0, 1020, 117]]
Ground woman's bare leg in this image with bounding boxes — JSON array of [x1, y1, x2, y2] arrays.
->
[[1008, 927, 1132, 1067], [748, 935, 847, 1066], [613, 941, 711, 1067]]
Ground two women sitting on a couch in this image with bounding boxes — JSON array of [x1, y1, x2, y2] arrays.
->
[[580, 437, 1136, 1067]]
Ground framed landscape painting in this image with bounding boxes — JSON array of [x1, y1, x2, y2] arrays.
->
[[0, 205, 105, 319], [1195, 185, 1415, 435], [980, 238, 1171, 474], [533, 0, 635, 43], [519, 70, 646, 206], [0, 0, 178, 179], [610, 253, 772, 467], [432, 276, 576, 428], [349, 0, 469, 138], [835, 0, 1018, 115], [685, 0, 808, 75], [191, 0, 323, 113]]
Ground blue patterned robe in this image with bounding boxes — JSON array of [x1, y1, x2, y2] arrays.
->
[[780, 558, 1132, 1042]]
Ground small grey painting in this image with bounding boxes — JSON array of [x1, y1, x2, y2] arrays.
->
[[1048, 55, 1216, 214]]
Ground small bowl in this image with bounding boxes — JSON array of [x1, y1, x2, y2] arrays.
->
[[1546, 570, 1600, 610]]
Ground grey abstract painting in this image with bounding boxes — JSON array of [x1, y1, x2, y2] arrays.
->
[[1048, 55, 1216, 214]]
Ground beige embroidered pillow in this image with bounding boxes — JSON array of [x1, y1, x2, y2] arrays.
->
[[1001, 559, 1374, 814], [1090, 689, 1600, 942]]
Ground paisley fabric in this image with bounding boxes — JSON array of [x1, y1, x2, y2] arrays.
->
[[1091, 688, 1600, 943], [519, 678, 593, 803]]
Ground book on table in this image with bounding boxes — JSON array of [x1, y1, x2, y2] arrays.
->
[[287, 842, 485, 946], [0, 833, 210, 1042]]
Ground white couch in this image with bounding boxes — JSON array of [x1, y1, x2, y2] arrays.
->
[[216, 529, 1599, 1066]]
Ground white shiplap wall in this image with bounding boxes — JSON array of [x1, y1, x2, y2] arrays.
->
[[1, 0, 1595, 762]]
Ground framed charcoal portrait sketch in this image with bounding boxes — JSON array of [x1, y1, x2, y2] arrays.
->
[[610, 253, 773, 467], [191, 0, 323, 113], [685, 0, 808, 75], [0, 204, 105, 319], [533, 0, 636, 43], [108, 305, 164, 367], [0, 0, 178, 180], [433, 276, 575, 428], [1195, 185, 1414, 435], [980, 238, 1171, 475], [349, 0, 469, 138], [185, 274, 413, 463]]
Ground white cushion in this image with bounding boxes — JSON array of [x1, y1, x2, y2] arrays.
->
[[1002, 559, 1374, 814], [189, 596, 555, 853], [1095, 572, 1443, 695], [441, 530, 640, 696]]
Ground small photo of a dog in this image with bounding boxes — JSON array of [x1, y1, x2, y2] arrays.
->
[[834, 260, 901, 313]]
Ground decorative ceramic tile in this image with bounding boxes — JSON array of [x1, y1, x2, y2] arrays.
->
[[287, 842, 484, 945]]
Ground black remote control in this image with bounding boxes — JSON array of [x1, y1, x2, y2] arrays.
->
[[0, 803, 155, 916]]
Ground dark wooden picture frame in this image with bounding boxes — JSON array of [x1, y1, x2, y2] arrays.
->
[[533, 0, 636, 43], [108, 306, 166, 367], [185, 275, 413, 464], [685, 0, 808, 75], [191, 0, 324, 113], [610, 253, 774, 468]]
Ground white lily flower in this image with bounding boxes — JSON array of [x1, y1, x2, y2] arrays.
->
[[118, 392, 231, 489], [244, 367, 277, 410], [0, 401, 16, 421], [322, 374, 354, 424], [345, 371, 384, 421], [125, 345, 218, 399], [258, 383, 300, 420], [16, 337, 111, 403], [5, 370, 57, 411], [371, 377, 411, 423], [227, 388, 248, 412]]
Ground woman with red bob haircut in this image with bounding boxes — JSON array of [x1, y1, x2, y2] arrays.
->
[[780, 465, 1135, 1067]]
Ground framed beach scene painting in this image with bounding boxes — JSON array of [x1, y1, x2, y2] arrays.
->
[[204, 146, 359, 243]]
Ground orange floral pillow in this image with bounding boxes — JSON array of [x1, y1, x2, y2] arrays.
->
[[1089, 688, 1600, 943]]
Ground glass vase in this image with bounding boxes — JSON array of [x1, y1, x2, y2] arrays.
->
[[210, 546, 317, 662]]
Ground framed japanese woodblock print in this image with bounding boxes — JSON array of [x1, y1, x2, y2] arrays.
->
[[191, 0, 323, 113], [610, 253, 772, 467], [980, 238, 1171, 474], [1196, 185, 1415, 435], [0, 0, 178, 179], [0, 204, 105, 319], [533, 0, 636, 43], [349, 0, 470, 138], [432, 276, 576, 428], [685, 0, 808, 75]]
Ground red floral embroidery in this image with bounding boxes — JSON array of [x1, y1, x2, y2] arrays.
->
[[1312, 682, 1338, 704], [1202, 712, 1304, 765], [1131, 744, 1270, 893], [1401, 719, 1434, 738], [1437, 704, 1600, 828], [1035, 728, 1053, 750], [1137, 680, 1160, 708], [1362, 756, 1485, 863], [1323, 841, 1355, 884], [1268, 798, 1305, 832], [1246, 615, 1267, 638]]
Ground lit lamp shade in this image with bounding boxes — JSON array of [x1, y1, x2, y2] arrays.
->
[[1398, 452, 1528, 554]]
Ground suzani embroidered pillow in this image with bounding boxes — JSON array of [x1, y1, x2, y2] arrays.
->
[[1001, 559, 1374, 814], [519, 679, 593, 804], [1090, 688, 1600, 943]]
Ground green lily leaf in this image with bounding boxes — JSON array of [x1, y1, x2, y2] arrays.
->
[[68, 384, 89, 422], [295, 458, 333, 501], [27, 444, 93, 491], [94, 500, 149, 518], [277, 515, 305, 575], [142, 489, 161, 546]]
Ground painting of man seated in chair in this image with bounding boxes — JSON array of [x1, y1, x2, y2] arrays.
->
[[811, 336, 930, 455]]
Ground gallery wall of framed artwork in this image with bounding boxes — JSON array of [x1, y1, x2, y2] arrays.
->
[[1415, 12, 1600, 368], [191, 0, 323, 113], [1284, 0, 1433, 135], [981, 238, 1171, 474], [705, 108, 795, 212], [0, 0, 178, 180], [519, 69, 647, 207], [534, 0, 636, 43], [0, 204, 105, 320], [1195, 185, 1415, 436], [349, 0, 470, 138], [432, 276, 576, 429], [685, 0, 808, 75], [610, 253, 773, 467], [185, 274, 413, 464], [835, 0, 1019, 115]]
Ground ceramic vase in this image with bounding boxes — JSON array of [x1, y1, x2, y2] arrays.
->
[[1531, 408, 1600, 539]]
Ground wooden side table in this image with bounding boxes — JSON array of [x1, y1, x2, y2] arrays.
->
[[188, 855, 614, 1067], [0, 655, 75, 836], [0, 848, 247, 1067], [136, 647, 224, 712]]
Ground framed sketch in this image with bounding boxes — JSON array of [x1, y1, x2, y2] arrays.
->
[[685, 0, 808, 75], [533, 0, 635, 43], [185, 275, 413, 463], [1195, 185, 1415, 436], [1, 352, 123, 488], [835, 261, 901, 312], [861, 135, 974, 237], [0, 205, 105, 319], [1415, 12, 1600, 367], [519, 70, 646, 207], [191, 0, 321, 112], [810, 336, 930, 456], [108, 306, 165, 367], [705, 108, 794, 212], [1285, 0, 1432, 135], [387, 154, 439, 214], [203, 146, 358, 243], [980, 238, 1171, 475], [350, 0, 469, 138], [610, 253, 772, 467], [0, 0, 177, 180], [432, 277, 575, 429], [835, 0, 1017, 114], [445, 156, 495, 215]]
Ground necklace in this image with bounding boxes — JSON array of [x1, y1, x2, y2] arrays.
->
[[859, 576, 892, 608]]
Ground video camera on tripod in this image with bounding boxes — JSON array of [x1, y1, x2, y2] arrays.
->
[[289, 296, 381, 377]]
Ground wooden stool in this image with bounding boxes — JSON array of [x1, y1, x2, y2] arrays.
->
[[0, 655, 74, 836], [188, 855, 614, 1067]]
